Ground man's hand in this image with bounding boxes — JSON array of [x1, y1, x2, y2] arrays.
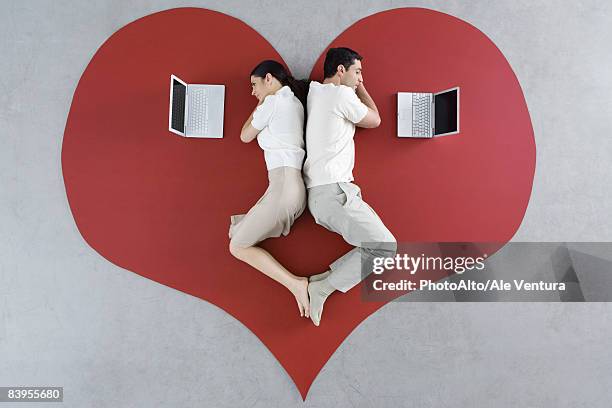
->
[[355, 83, 381, 128], [356, 83, 368, 97]]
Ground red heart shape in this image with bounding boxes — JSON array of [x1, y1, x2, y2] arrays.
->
[[61, 7, 535, 399]]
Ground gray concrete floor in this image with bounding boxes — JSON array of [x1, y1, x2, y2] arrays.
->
[[1, 0, 612, 406]]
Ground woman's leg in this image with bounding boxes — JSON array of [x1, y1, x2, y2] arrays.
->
[[229, 243, 310, 318], [229, 167, 309, 317]]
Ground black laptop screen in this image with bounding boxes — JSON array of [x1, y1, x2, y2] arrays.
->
[[171, 79, 187, 133], [434, 89, 458, 135]]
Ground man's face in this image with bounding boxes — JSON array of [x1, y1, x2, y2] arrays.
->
[[339, 59, 363, 90]]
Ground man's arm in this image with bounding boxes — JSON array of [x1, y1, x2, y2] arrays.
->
[[355, 83, 381, 128]]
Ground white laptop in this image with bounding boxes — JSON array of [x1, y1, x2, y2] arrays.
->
[[397, 87, 460, 138], [168, 74, 225, 138]]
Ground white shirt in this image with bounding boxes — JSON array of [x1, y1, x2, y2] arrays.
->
[[303, 81, 369, 188], [251, 86, 305, 171]]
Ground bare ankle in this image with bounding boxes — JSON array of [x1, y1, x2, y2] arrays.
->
[[288, 277, 307, 294]]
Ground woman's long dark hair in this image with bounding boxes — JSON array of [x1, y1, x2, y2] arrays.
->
[[250, 60, 310, 110]]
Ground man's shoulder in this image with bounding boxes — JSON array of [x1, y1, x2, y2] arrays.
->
[[308, 81, 328, 96], [335, 84, 358, 99], [308, 82, 351, 102]]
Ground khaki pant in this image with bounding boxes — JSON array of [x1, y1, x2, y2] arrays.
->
[[308, 182, 397, 292], [229, 167, 306, 248]]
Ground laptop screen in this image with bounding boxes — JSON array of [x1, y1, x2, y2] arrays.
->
[[171, 78, 187, 133], [434, 89, 458, 135]]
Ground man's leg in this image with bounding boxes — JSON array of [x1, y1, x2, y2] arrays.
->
[[321, 183, 396, 292], [307, 182, 396, 324]]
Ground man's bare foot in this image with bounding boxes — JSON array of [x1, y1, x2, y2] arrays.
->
[[291, 277, 310, 318]]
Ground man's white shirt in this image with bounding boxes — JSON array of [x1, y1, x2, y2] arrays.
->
[[303, 81, 369, 188]]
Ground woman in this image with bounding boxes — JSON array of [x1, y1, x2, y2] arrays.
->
[[228, 60, 310, 318]]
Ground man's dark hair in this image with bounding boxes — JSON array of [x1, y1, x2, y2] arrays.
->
[[323, 47, 362, 79]]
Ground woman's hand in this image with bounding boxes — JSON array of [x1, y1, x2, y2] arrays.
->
[[240, 123, 260, 143], [240, 102, 263, 143]]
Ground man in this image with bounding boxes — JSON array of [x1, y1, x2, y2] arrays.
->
[[304, 47, 396, 326]]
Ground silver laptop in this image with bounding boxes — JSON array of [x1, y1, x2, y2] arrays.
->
[[168, 74, 225, 138], [397, 87, 460, 138]]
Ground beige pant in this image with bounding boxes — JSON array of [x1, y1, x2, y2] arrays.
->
[[308, 182, 397, 292], [229, 166, 306, 248]]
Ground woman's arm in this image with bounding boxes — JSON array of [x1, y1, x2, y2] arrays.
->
[[240, 100, 263, 143]]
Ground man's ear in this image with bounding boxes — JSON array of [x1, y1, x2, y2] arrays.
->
[[337, 65, 345, 76]]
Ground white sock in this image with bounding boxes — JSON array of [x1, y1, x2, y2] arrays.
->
[[307, 278, 336, 326]]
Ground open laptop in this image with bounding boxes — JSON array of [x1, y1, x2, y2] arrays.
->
[[397, 87, 460, 138], [168, 74, 225, 138]]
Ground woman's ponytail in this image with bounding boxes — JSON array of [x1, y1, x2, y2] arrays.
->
[[285, 76, 310, 110]]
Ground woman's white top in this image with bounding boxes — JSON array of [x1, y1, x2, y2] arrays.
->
[[250, 86, 305, 171]]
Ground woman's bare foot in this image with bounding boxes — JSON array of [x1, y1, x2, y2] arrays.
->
[[291, 277, 310, 318]]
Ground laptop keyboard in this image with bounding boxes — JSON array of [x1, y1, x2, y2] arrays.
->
[[412, 93, 432, 137], [189, 88, 209, 135]]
